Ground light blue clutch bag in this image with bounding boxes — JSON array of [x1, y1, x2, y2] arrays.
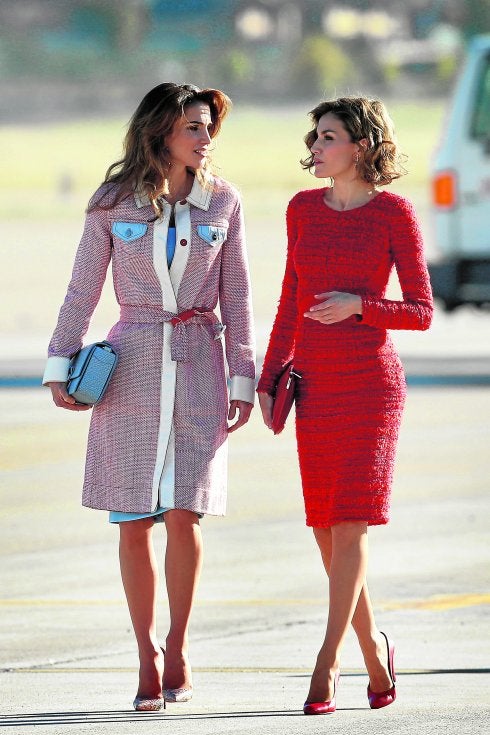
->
[[67, 341, 118, 405]]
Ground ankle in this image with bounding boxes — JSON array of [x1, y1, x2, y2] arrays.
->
[[360, 630, 383, 660], [315, 647, 340, 672], [165, 633, 189, 653], [138, 645, 164, 664]]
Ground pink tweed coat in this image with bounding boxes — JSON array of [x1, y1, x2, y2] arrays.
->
[[43, 174, 256, 515]]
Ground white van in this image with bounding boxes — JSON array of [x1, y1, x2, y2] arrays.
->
[[430, 34, 490, 310]]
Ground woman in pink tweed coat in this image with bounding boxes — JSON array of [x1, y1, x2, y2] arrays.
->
[[43, 83, 255, 710]]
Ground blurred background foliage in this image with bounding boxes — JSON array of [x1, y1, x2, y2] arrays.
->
[[1, 0, 490, 121], [1, 1, 489, 344]]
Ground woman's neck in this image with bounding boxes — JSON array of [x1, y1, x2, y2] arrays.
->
[[164, 167, 194, 205], [325, 178, 378, 212]]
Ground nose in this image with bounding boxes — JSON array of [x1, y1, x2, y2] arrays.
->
[[201, 127, 211, 145], [310, 139, 320, 154]]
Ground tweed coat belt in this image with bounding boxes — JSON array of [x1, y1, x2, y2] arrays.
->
[[119, 305, 225, 363]]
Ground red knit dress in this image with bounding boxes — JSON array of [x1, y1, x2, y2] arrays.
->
[[258, 188, 433, 528]]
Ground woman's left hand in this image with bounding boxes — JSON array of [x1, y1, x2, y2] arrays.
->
[[304, 291, 362, 325], [227, 400, 253, 433]]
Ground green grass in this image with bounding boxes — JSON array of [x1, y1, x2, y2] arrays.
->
[[0, 100, 445, 219], [0, 101, 446, 340]]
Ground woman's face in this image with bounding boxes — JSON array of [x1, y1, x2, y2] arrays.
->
[[165, 101, 213, 170], [310, 112, 358, 180]]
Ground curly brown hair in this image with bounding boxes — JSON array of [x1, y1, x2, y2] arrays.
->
[[301, 96, 406, 185], [88, 82, 231, 214]]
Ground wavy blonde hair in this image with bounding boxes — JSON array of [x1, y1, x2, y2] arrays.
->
[[301, 96, 406, 185], [88, 82, 231, 215]]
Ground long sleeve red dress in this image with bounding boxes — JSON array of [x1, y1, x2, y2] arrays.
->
[[257, 188, 433, 528]]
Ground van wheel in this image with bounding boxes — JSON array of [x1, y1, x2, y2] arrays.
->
[[442, 299, 462, 312]]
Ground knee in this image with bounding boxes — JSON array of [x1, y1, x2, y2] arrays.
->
[[119, 517, 154, 549], [313, 527, 332, 545], [331, 521, 368, 549], [164, 509, 200, 537]]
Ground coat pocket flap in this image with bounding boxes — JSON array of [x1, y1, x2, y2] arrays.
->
[[112, 221, 148, 242], [197, 225, 227, 246]]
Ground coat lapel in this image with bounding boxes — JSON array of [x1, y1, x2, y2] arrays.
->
[[153, 214, 177, 312], [134, 173, 214, 311], [170, 201, 191, 298]]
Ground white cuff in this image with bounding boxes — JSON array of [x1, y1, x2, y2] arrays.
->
[[229, 375, 255, 404], [42, 356, 70, 385]]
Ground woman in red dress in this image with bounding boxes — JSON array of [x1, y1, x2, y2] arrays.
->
[[257, 97, 433, 714]]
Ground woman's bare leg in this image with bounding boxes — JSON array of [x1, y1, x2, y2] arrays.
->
[[163, 509, 203, 691], [119, 518, 164, 698], [307, 521, 368, 703], [313, 525, 394, 695]]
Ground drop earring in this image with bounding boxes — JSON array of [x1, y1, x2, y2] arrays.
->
[[163, 146, 171, 168]]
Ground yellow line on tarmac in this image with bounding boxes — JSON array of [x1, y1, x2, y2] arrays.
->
[[199, 599, 325, 606], [0, 593, 487, 610], [0, 599, 123, 607], [5, 666, 313, 675], [380, 593, 490, 611], [3, 666, 462, 676], [0, 598, 324, 607]]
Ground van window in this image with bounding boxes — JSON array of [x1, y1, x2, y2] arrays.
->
[[471, 53, 490, 140]]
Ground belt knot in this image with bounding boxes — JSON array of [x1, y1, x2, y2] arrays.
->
[[167, 308, 224, 362]]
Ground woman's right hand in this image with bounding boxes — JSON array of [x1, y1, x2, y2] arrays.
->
[[258, 391, 274, 430], [47, 382, 92, 411]]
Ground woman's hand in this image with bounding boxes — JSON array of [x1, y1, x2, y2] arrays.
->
[[304, 291, 362, 324], [47, 381, 93, 411], [258, 391, 274, 430], [227, 400, 253, 433]]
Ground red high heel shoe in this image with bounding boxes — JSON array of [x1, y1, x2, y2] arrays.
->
[[303, 669, 340, 715], [367, 631, 396, 709]]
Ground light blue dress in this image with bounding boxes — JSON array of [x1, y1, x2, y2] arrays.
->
[[109, 227, 177, 524]]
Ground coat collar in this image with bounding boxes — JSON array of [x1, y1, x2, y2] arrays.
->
[[134, 171, 214, 211]]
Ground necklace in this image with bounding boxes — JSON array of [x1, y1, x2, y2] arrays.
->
[[324, 186, 379, 211]]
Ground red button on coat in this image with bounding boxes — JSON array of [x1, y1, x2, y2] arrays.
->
[[180, 239, 187, 246]]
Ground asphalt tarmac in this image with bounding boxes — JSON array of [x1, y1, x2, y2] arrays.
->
[[1, 376, 489, 734]]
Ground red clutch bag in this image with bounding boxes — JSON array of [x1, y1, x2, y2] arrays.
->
[[271, 361, 302, 435]]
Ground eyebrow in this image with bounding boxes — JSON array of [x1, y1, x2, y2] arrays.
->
[[318, 128, 336, 135], [186, 119, 211, 125]]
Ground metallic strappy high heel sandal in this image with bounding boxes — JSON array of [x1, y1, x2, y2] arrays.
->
[[133, 647, 166, 711], [163, 686, 193, 703], [162, 647, 193, 703]]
